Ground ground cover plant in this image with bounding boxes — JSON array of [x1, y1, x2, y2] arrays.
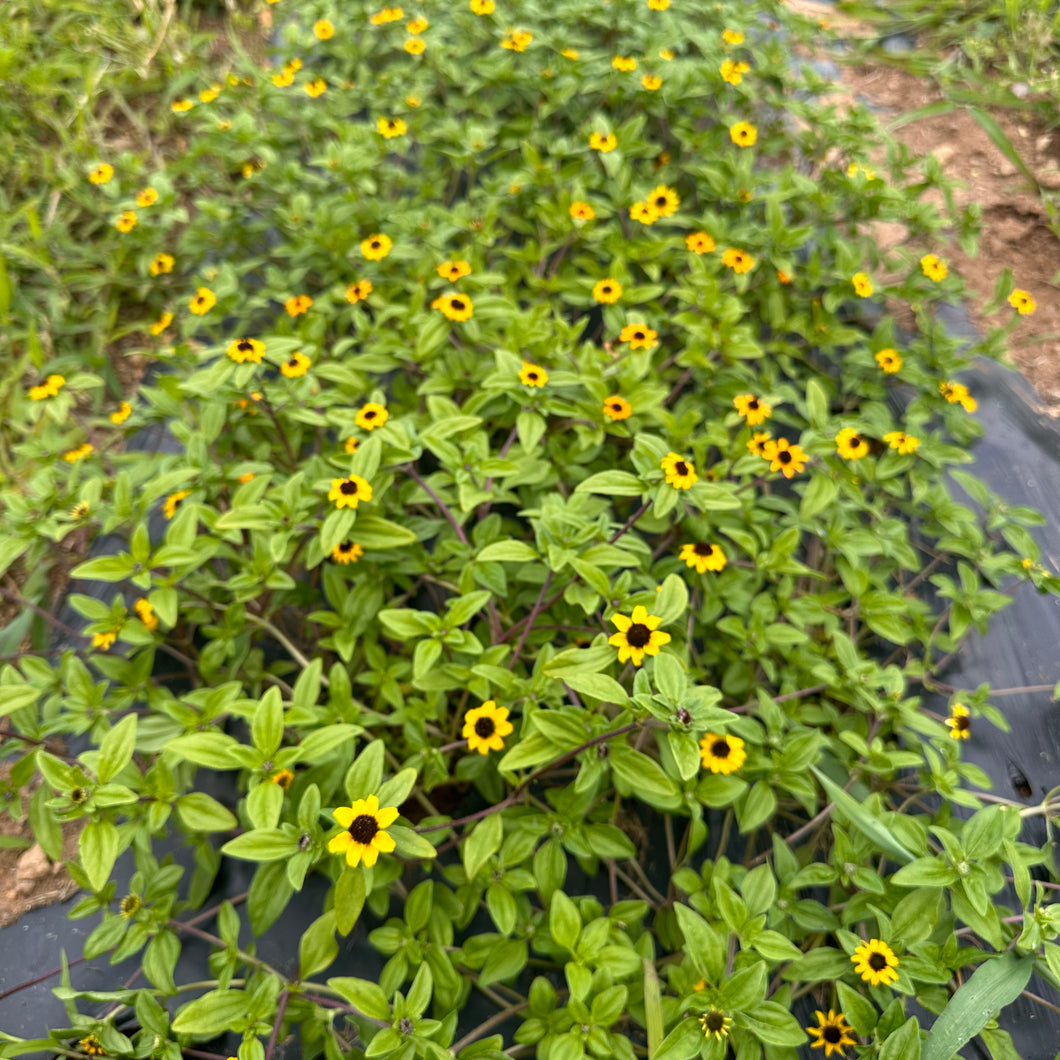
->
[[1, 0, 1059, 1058]]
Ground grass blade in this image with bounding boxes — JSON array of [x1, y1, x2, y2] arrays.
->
[[966, 105, 1041, 190]]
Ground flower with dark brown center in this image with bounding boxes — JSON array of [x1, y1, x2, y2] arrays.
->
[[463, 701, 514, 754]]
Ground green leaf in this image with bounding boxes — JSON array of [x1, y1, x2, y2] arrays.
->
[[652, 574, 688, 625], [652, 1019, 702, 1060], [610, 745, 680, 807], [252, 687, 284, 758], [836, 981, 877, 1037], [299, 910, 339, 979], [166, 732, 244, 770], [549, 891, 581, 951], [921, 954, 1034, 1060], [543, 643, 615, 678], [810, 766, 914, 864], [800, 475, 838, 521], [96, 713, 136, 783], [966, 107, 1039, 188], [557, 671, 629, 705], [335, 864, 366, 936], [574, 470, 645, 496], [880, 1016, 920, 1060], [642, 960, 663, 1058], [377, 768, 417, 809], [806, 379, 828, 427], [739, 1001, 807, 1047], [70, 555, 134, 581], [476, 541, 539, 563], [447, 589, 492, 626], [652, 652, 686, 701], [220, 828, 299, 862], [890, 857, 958, 888], [389, 824, 438, 859], [673, 903, 725, 981], [328, 976, 391, 1020], [295, 723, 362, 763], [80, 818, 120, 892], [350, 515, 418, 550], [463, 813, 504, 880], [172, 989, 252, 1035], [176, 792, 238, 833], [0, 683, 41, 717]]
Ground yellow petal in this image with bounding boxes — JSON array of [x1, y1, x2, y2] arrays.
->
[[376, 806, 400, 828], [333, 807, 355, 828], [364, 794, 379, 813], [608, 631, 627, 649], [654, 631, 672, 647], [630, 605, 649, 624], [372, 830, 397, 853], [644, 613, 661, 630], [346, 843, 364, 867], [361, 844, 379, 867], [328, 832, 351, 853], [496, 719, 515, 737], [610, 613, 631, 632]]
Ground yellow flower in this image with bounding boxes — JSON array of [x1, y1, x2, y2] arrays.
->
[[569, 201, 595, 221], [699, 1008, 734, 1042], [747, 431, 771, 456], [699, 732, 745, 774], [630, 201, 660, 225], [431, 293, 474, 321], [91, 627, 119, 651], [659, 48, 674, 60], [407, 16, 428, 32], [501, 29, 532, 52], [405, 37, 426, 54], [331, 541, 365, 564], [136, 187, 159, 207], [346, 279, 373, 303], [721, 248, 755, 273], [189, 287, 217, 315], [271, 769, 295, 792], [646, 184, 679, 217], [561, 48, 580, 60], [115, 211, 138, 233], [344, 437, 360, 454], [370, 6, 405, 24], [355, 403, 389, 430], [314, 19, 334, 39], [199, 87, 220, 103], [406, 94, 421, 107], [1008, 288, 1036, 315], [79, 1035, 107, 1056], [377, 117, 407, 139], [110, 402, 132, 425], [64, 443, 94, 463], [362, 233, 392, 259], [722, 29, 744, 45], [328, 475, 373, 510], [463, 701, 514, 755], [281, 352, 312, 378], [70, 501, 91, 520], [470, 0, 495, 13], [519, 361, 548, 387], [328, 795, 399, 867], [762, 437, 807, 478], [149, 253, 174, 276], [835, 427, 870, 460], [171, 99, 194, 113], [686, 232, 715, 254], [437, 260, 472, 282], [226, 337, 265, 364], [777, 269, 792, 283], [920, 253, 948, 282], [806, 1011, 857, 1058], [135, 599, 159, 632], [237, 473, 255, 483], [661, 451, 697, 489], [272, 69, 295, 87], [851, 272, 874, 297], [875, 348, 902, 373], [730, 121, 757, 147], [28, 374, 66, 401], [590, 131, 617, 152], [612, 56, 637, 72], [720, 59, 750, 84], [592, 278, 622, 304], [851, 938, 899, 987], [847, 162, 876, 180], [680, 543, 726, 573], [164, 490, 191, 520], [88, 163, 114, 184], [150, 311, 174, 336], [619, 323, 657, 349], [305, 78, 328, 97], [946, 702, 971, 740], [609, 605, 671, 667], [647, 0, 670, 8], [603, 395, 632, 422], [940, 380, 977, 413], [733, 393, 771, 426], [883, 430, 919, 455], [285, 294, 313, 316], [641, 74, 661, 90]]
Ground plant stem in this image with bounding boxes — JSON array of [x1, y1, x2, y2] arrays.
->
[[265, 989, 289, 1060]]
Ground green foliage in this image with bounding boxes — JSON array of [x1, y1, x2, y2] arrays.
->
[[0, 0, 1058, 1059]]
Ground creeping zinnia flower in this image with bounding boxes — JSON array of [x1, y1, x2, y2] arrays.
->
[[149, 253, 174, 276], [609, 605, 671, 667], [661, 451, 698, 489], [519, 361, 548, 387], [733, 393, 771, 426], [619, 323, 657, 349], [136, 187, 159, 207], [110, 402, 132, 425], [590, 131, 618, 152], [946, 702, 971, 740], [331, 541, 365, 564], [115, 211, 138, 233], [501, 29, 532, 51], [463, 701, 514, 754], [199, 86, 220, 103], [285, 294, 313, 316], [437, 260, 472, 282], [630, 201, 660, 225], [647, 184, 679, 217], [729, 121, 757, 147], [470, 0, 494, 13], [642, 74, 661, 90], [328, 475, 373, 510], [88, 163, 114, 185], [313, 19, 334, 39], [226, 337, 265, 364], [1008, 288, 1036, 315], [305, 78, 328, 97], [647, 0, 670, 9], [281, 352, 312, 378], [603, 395, 632, 422], [163, 490, 191, 520], [851, 272, 874, 297], [91, 628, 120, 652], [850, 938, 899, 987], [699, 1008, 734, 1042], [680, 542, 726, 574], [762, 437, 807, 478], [806, 1011, 857, 1058], [720, 59, 750, 84], [189, 287, 217, 315], [835, 427, 870, 460], [940, 380, 977, 413], [328, 795, 398, 867], [883, 430, 919, 455], [135, 599, 158, 632], [432, 293, 474, 321], [721, 248, 755, 273], [344, 437, 360, 454], [377, 117, 407, 139], [699, 732, 745, 774], [920, 253, 948, 282], [271, 769, 294, 792], [171, 99, 193, 113], [686, 232, 715, 254], [63, 443, 94, 463], [150, 312, 174, 336], [355, 403, 389, 430], [592, 278, 622, 304], [362, 233, 392, 260], [612, 56, 637, 72], [346, 279, 373, 303], [722, 29, 744, 45], [875, 348, 902, 373], [28, 374, 66, 401], [570, 201, 595, 221], [407, 16, 428, 32], [272, 69, 295, 87], [747, 431, 771, 456], [562, 48, 580, 60]]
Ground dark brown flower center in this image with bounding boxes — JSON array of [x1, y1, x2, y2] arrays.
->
[[371, 240, 381, 248], [340, 480, 359, 495], [626, 623, 651, 648], [711, 739, 730, 758], [703, 1012, 726, 1032], [70, 787, 87, 803], [633, 329, 645, 340], [451, 298, 466, 311], [601, 285, 612, 294], [693, 543, 713, 556], [954, 715, 970, 731], [337, 542, 353, 552], [674, 461, 689, 476], [746, 397, 759, 410], [868, 951, 887, 971], [364, 409, 377, 419], [287, 357, 299, 367], [823, 1026, 842, 1043], [654, 195, 667, 207], [237, 339, 253, 352], [611, 402, 624, 411], [778, 450, 792, 464], [527, 371, 539, 381], [349, 814, 379, 843], [474, 717, 496, 738]]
